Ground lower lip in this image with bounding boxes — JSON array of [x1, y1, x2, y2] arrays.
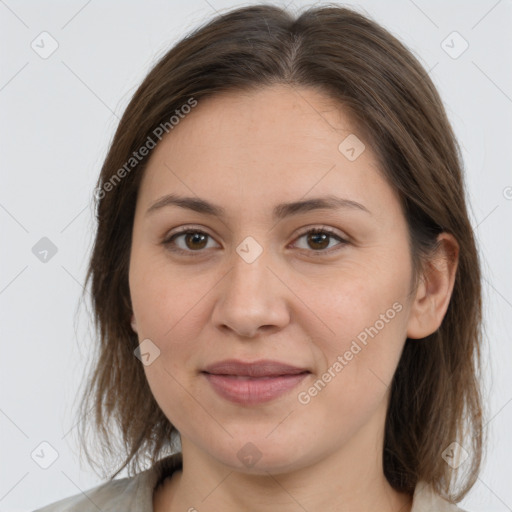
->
[[203, 372, 309, 405]]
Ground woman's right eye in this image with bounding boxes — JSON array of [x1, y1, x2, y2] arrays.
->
[[163, 229, 219, 256]]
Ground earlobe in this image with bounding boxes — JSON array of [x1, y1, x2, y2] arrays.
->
[[131, 314, 138, 333], [406, 233, 459, 340]]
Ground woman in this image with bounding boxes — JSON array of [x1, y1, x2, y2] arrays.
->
[[34, 3, 484, 511]]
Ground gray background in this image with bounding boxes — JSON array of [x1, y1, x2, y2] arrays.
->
[[1, 0, 511, 511]]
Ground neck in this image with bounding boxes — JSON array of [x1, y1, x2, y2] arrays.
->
[[155, 428, 412, 512]]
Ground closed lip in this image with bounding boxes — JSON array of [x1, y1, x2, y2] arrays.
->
[[202, 359, 310, 378]]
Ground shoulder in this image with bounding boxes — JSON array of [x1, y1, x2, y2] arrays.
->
[[412, 481, 470, 512], [32, 453, 182, 512], [32, 475, 144, 512]]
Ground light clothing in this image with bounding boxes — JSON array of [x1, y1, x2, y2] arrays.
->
[[33, 452, 468, 511]]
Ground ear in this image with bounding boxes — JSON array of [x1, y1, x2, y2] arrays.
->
[[406, 232, 459, 339], [131, 314, 138, 333]]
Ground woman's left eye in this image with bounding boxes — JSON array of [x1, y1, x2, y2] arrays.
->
[[292, 228, 348, 254], [162, 227, 348, 256]]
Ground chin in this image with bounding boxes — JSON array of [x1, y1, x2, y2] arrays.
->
[[200, 433, 320, 476]]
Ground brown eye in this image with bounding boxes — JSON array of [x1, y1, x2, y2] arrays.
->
[[182, 232, 208, 250], [163, 229, 219, 255], [306, 231, 330, 250], [293, 228, 348, 254]]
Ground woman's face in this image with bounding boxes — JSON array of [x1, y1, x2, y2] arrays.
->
[[129, 84, 418, 473]]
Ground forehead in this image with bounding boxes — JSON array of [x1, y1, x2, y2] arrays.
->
[[164, 85, 360, 159], [136, 85, 398, 222]]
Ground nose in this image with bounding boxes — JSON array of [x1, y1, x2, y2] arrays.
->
[[211, 246, 291, 339]]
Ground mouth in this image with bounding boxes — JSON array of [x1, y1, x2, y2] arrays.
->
[[201, 359, 311, 405]]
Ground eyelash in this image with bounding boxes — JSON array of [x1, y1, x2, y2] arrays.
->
[[162, 225, 348, 257]]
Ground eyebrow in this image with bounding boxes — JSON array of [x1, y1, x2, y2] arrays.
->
[[145, 193, 371, 220]]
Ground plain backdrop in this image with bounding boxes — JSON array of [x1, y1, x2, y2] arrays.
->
[[1, 1, 511, 511]]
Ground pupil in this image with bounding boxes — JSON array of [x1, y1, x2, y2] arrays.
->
[[187, 233, 207, 250], [309, 232, 328, 249]]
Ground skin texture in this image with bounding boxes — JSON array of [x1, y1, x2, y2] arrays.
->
[[128, 84, 458, 512]]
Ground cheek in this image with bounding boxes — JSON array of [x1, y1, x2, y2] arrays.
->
[[132, 264, 212, 408], [136, 277, 207, 430], [309, 262, 409, 395], [129, 247, 208, 339], [142, 361, 199, 440], [314, 264, 409, 341], [298, 303, 406, 438]]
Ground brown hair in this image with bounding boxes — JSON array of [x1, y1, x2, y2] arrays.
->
[[75, 2, 485, 502]]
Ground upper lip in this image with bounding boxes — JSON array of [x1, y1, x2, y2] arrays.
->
[[202, 359, 310, 378]]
